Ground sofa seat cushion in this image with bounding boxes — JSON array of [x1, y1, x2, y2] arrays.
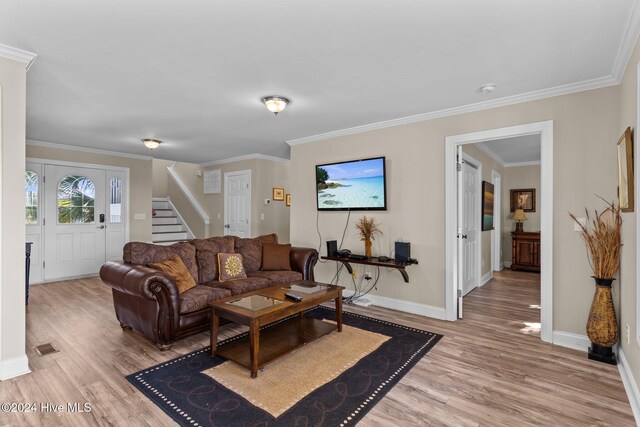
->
[[193, 236, 235, 283], [124, 241, 198, 283], [210, 276, 273, 296], [179, 286, 232, 314], [233, 234, 278, 273], [248, 270, 303, 285]]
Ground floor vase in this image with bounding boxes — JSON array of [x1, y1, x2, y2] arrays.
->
[[586, 278, 618, 365]]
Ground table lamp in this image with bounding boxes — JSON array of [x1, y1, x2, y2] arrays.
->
[[513, 209, 527, 232]]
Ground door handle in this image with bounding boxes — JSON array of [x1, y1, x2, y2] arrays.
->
[[461, 234, 468, 239], [97, 225, 105, 229], [224, 224, 230, 228]]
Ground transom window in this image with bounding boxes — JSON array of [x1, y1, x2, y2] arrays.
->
[[109, 177, 122, 223], [57, 175, 95, 224], [25, 171, 38, 224]]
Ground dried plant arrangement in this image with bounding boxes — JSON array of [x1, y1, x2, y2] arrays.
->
[[355, 216, 382, 241], [569, 198, 622, 279]]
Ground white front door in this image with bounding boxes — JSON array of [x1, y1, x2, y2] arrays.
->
[[44, 165, 107, 280], [459, 155, 480, 297], [224, 170, 251, 237]]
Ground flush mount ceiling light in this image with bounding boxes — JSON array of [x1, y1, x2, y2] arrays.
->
[[261, 96, 290, 116], [142, 138, 161, 150], [479, 83, 497, 94]]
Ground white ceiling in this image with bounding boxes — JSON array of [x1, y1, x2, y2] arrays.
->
[[0, 0, 637, 163], [478, 135, 541, 165]]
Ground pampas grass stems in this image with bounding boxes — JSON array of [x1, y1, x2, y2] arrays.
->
[[569, 197, 622, 279], [355, 216, 382, 241]]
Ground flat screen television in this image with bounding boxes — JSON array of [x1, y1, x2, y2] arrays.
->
[[316, 156, 387, 211]]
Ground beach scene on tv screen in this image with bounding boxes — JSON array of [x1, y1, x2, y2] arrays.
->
[[316, 158, 385, 209]]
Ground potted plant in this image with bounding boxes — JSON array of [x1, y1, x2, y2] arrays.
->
[[355, 216, 382, 257], [570, 199, 622, 365]]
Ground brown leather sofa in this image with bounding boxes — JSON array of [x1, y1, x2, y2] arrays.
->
[[100, 234, 318, 350]]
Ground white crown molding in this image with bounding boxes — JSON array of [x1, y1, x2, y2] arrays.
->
[[612, 0, 640, 80], [26, 139, 153, 161], [287, 75, 617, 146], [504, 160, 541, 168], [474, 142, 507, 166], [199, 153, 290, 167], [0, 43, 37, 71]]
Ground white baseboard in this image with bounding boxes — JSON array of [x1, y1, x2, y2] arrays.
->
[[343, 290, 446, 320], [618, 347, 640, 425], [480, 271, 493, 286], [552, 331, 590, 352], [0, 354, 30, 380], [503, 261, 512, 268]]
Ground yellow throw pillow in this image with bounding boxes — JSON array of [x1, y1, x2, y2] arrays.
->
[[218, 253, 248, 282], [149, 255, 197, 294]]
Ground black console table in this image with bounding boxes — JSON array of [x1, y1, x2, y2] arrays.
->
[[321, 256, 418, 283]]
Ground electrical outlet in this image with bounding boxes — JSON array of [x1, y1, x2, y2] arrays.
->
[[626, 324, 630, 344], [364, 272, 372, 280], [134, 213, 146, 220], [260, 213, 265, 220]]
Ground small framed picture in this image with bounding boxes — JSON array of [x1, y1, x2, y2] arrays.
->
[[273, 188, 285, 201], [510, 188, 536, 212], [286, 193, 291, 206]]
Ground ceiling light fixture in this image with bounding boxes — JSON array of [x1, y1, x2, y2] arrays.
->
[[480, 83, 496, 94], [142, 138, 161, 150], [261, 96, 290, 116]]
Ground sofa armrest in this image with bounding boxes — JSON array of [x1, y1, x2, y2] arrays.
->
[[290, 247, 319, 281], [100, 261, 180, 314]]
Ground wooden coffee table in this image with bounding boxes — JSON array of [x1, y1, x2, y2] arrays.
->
[[210, 281, 343, 378]]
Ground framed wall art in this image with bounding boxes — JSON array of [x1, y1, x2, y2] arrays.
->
[[273, 188, 285, 201], [510, 188, 536, 212], [617, 127, 634, 212], [481, 181, 494, 231]]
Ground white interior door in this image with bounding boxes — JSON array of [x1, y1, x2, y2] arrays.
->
[[44, 165, 106, 280], [224, 170, 251, 237], [460, 156, 480, 297]]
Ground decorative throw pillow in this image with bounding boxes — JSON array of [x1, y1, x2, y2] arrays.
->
[[149, 255, 197, 294], [218, 253, 248, 282], [261, 243, 292, 271]]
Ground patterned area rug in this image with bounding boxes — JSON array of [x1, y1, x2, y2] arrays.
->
[[127, 307, 442, 427]]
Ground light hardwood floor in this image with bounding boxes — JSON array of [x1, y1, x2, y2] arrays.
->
[[0, 270, 635, 426]]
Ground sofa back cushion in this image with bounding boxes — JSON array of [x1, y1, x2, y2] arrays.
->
[[233, 233, 278, 273], [193, 236, 235, 283], [123, 241, 198, 283], [149, 255, 197, 293], [261, 243, 292, 271]]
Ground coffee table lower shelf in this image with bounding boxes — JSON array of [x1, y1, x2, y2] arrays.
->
[[214, 316, 337, 372]]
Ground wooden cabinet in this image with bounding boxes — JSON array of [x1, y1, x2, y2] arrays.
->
[[511, 232, 540, 272]]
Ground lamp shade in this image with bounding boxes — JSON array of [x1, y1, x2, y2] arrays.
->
[[513, 209, 528, 221]]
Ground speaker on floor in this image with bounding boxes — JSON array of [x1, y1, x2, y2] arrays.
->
[[395, 241, 411, 263], [326, 240, 338, 257]]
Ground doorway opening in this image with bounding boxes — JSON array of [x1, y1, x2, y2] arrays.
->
[[445, 121, 553, 343]]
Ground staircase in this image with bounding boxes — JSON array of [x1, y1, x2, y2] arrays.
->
[[152, 198, 191, 245]]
